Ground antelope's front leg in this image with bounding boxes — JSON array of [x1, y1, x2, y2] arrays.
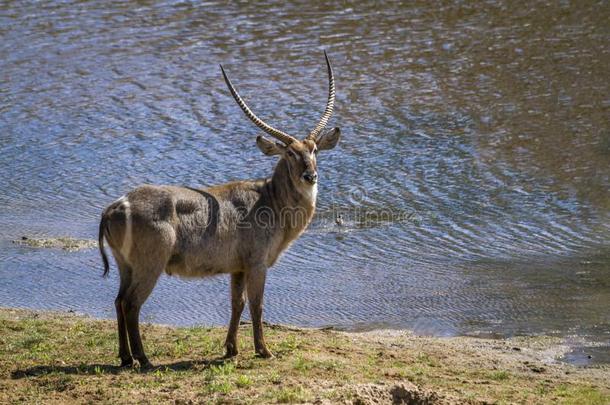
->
[[247, 267, 273, 358], [224, 272, 246, 358]]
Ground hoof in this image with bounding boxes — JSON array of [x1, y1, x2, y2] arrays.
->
[[119, 358, 134, 368], [224, 343, 238, 358], [138, 359, 153, 371], [255, 349, 274, 359]]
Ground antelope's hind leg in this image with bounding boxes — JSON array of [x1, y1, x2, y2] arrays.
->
[[122, 265, 163, 370], [115, 262, 133, 367]]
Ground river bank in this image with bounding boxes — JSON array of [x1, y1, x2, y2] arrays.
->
[[0, 307, 608, 404]]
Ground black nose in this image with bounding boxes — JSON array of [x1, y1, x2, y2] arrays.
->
[[303, 172, 318, 184]]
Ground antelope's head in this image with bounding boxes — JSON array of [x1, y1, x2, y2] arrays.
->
[[221, 52, 341, 188]]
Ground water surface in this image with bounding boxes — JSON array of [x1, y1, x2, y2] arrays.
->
[[1, 1, 608, 363]]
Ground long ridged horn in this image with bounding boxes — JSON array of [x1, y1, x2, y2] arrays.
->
[[306, 51, 335, 141], [220, 65, 297, 145]]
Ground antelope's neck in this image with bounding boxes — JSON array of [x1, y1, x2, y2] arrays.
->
[[267, 159, 317, 216]]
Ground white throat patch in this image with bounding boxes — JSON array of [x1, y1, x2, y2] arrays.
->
[[301, 182, 318, 204]]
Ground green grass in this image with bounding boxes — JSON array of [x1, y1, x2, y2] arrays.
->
[[0, 308, 607, 404], [271, 386, 311, 403], [488, 370, 510, 381], [553, 385, 608, 405]]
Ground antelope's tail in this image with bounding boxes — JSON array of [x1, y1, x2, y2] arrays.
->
[[99, 212, 110, 277]]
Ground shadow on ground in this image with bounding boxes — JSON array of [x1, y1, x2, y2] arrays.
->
[[11, 357, 227, 379]]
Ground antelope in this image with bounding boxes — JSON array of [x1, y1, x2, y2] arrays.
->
[[98, 52, 340, 368]]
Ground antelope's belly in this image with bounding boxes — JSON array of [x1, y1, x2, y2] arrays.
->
[[164, 249, 238, 279]]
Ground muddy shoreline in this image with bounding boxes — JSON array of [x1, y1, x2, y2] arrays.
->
[[12, 236, 97, 252]]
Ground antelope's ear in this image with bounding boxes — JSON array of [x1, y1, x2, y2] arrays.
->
[[316, 127, 341, 151], [256, 135, 285, 156]]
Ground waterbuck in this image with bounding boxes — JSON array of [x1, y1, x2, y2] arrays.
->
[[98, 52, 340, 368]]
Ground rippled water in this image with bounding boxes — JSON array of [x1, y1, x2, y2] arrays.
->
[[1, 1, 608, 363]]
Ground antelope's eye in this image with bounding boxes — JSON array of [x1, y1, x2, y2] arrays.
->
[[286, 150, 296, 158]]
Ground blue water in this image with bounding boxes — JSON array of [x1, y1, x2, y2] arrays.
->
[[1, 0, 608, 363]]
